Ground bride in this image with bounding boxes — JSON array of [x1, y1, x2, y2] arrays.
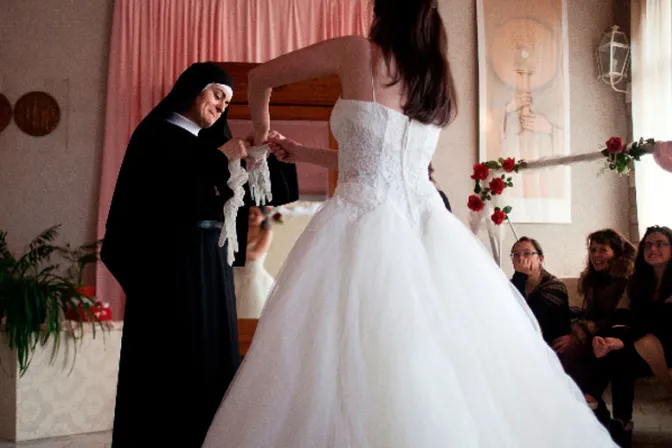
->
[[234, 206, 275, 319], [203, 0, 617, 446]]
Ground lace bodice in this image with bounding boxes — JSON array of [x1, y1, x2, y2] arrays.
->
[[330, 98, 443, 227]]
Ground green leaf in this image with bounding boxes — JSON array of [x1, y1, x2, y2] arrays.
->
[[503, 206, 513, 214], [485, 161, 500, 169], [0, 226, 107, 377]]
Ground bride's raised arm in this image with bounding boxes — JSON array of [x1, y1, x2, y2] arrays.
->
[[247, 35, 373, 144]]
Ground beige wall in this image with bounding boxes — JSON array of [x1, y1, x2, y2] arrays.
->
[[0, 0, 628, 284], [433, 0, 630, 279], [265, 215, 313, 278], [0, 0, 113, 285]]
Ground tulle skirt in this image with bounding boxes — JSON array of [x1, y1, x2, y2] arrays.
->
[[203, 196, 616, 447]]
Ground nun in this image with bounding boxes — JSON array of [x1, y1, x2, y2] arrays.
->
[[101, 62, 298, 447]]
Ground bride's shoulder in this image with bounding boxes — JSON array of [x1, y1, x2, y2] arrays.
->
[[337, 36, 372, 58]]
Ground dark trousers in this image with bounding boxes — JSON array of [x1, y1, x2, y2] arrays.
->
[[587, 343, 653, 421]]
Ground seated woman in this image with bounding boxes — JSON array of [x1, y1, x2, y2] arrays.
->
[[510, 237, 572, 358], [567, 229, 635, 417], [234, 206, 276, 318], [588, 225, 672, 447]]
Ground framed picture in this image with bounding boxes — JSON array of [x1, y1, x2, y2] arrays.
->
[[477, 0, 571, 223]]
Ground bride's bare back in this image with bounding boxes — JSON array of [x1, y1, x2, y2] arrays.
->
[[247, 36, 408, 143]]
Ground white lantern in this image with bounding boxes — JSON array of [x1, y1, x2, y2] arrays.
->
[[596, 25, 630, 93]]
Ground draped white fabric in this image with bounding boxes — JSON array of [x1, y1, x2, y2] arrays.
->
[[632, 0, 672, 235]]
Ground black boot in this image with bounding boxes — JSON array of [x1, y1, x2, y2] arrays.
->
[[609, 419, 633, 448], [593, 399, 611, 428]]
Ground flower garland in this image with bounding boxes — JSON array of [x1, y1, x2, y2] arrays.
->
[[466, 136, 656, 225], [601, 136, 655, 174], [467, 157, 527, 225], [261, 206, 284, 226]]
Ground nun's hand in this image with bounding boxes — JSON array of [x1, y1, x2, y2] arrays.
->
[[218, 137, 249, 161]]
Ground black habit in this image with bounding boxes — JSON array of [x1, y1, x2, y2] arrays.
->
[[101, 62, 299, 447]]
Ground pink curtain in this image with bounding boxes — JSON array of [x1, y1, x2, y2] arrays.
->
[[97, 0, 372, 320]]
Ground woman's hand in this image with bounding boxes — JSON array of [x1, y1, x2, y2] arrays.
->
[[267, 132, 303, 164], [552, 335, 572, 354], [513, 257, 535, 276], [592, 336, 624, 358], [218, 137, 249, 161]]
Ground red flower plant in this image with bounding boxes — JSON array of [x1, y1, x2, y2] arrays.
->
[[501, 157, 516, 172], [467, 195, 485, 212], [466, 157, 525, 225], [606, 136, 625, 154], [491, 209, 507, 225], [470, 163, 489, 180], [488, 177, 506, 195]]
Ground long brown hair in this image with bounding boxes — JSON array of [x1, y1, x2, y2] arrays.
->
[[578, 229, 636, 295], [369, 0, 457, 126]]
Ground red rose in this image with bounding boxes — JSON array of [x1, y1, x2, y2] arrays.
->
[[467, 195, 484, 212], [606, 136, 625, 154], [502, 157, 516, 172], [272, 212, 283, 222], [491, 209, 507, 225], [470, 163, 489, 180], [488, 177, 506, 195]]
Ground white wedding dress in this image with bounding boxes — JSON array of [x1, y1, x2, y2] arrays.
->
[[203, 88, 616, 447], [234, 250, 274, 318]]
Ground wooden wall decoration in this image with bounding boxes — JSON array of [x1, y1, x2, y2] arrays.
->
[[0, 93, 11, 133], [13, 91, 61, 137], [213, 62, 341, 196]]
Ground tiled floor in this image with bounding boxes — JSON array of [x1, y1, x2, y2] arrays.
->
[[621, 378, 672, 447], [0, 431, 110, 448], [0, 379, 669, 447]]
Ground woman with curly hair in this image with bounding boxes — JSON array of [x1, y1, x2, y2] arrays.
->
[[587, 226, 672, 447], [565, 229, 636, 423]]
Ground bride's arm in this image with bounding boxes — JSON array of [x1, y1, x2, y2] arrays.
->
[[292, 146, 339, 170], [267, 133, 338, 170], [247, 35, 372, 144]]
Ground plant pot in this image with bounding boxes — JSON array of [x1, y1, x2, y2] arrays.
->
[[0, 323, 123, 442]]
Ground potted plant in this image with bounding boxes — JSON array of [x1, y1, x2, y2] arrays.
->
[[0, 225, 101, 376], [55, 238, 111, 322]]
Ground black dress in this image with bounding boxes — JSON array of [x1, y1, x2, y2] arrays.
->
[[101, 119, 298, 447]]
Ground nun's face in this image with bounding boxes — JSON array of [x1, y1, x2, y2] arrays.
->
[[189, 84, 231, 128]]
